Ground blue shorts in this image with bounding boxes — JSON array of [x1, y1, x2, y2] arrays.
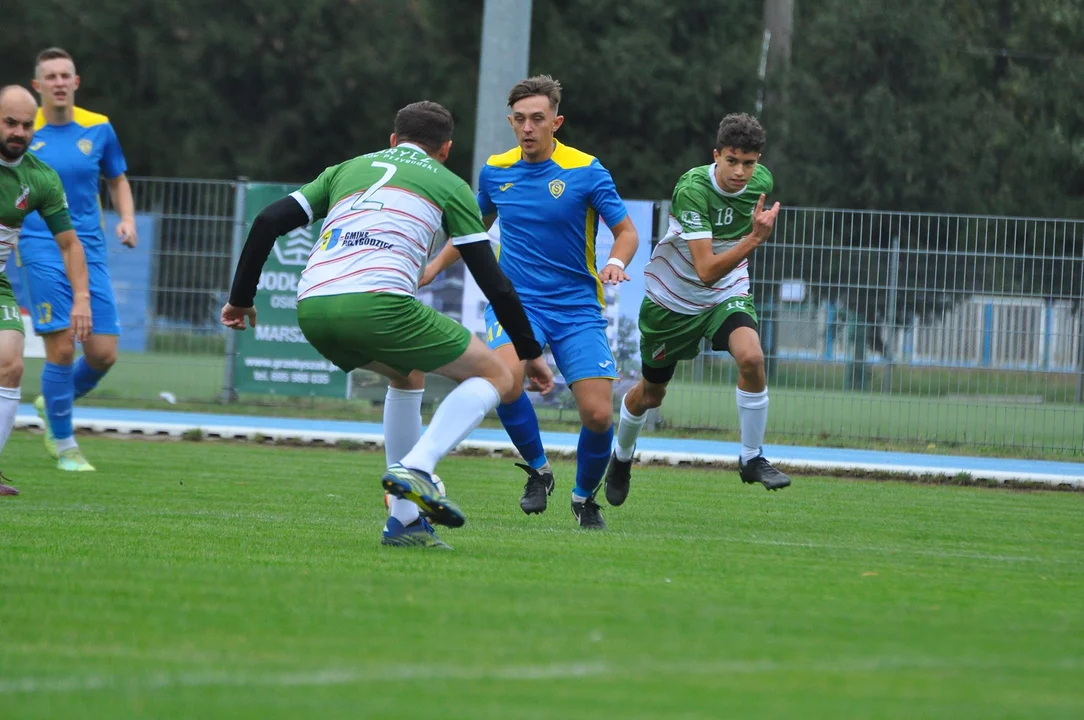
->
[[484, 304, 617, 384], [21, 262, 121, 336]]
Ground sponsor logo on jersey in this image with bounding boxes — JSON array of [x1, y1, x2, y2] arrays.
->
[[681, 210, 702, 227], [29, 141, 45, 152], [273, 228, 313, 266], [77, 139, 93, 155], [548, 179, 566, 199], [320, 228, 392, 252], [15, 185, 29, 211], [499, 183, 514, 192], [651, 343, 666, 362], [598, 360, 614, 369]]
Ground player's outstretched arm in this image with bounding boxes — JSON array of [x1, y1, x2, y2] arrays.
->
[[688, 194, 780, 286], [222, 196, 309, 330], [419, 240, 462, 288], [53, 229, 92, 342]]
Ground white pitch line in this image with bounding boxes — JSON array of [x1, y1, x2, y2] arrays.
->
[[2, 656, 1081, 695]]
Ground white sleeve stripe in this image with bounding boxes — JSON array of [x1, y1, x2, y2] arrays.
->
[[681, 231, 712, 241], [450, 232, 490, 246], [289, 191, 314, 225]]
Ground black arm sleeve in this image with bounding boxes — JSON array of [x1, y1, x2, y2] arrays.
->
[[227, 196, 310, 307], [458, 240, 543, 361]]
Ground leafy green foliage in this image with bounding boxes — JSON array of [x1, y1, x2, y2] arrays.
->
[[2, 0, 1080, 214]]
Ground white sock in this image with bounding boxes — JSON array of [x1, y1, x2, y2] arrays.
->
[[383, 387, 423, 467], [614, 393, 647, 462], [0, 386, 19, 454], [399, 377, 500, 476], [57, 436, 78, 453], [388, 496, 420, 527], [736, 388, 769, 462]]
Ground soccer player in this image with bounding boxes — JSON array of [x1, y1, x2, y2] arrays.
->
[[19, 47, 136, 472], [221, 101, 553, 549], [604, 113, 790, 505], [0, 85, 92, 494], [421, 76, 638, 529]]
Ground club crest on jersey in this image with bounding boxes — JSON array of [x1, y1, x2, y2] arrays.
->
[[15, 185, 29, 211], [77, 139, 93, 155], [681, 210, 702, 227], [651, 343, 666, 362], [320, 228, 342, 251], [548, 179, 566, 199]]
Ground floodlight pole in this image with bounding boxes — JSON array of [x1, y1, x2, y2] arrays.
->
[[472, 0, 533, 190]]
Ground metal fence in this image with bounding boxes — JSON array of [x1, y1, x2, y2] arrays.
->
[[81, 178, 1084, 455]]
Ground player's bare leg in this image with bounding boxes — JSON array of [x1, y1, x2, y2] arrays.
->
[[37, 330, 93, 470], [607, 375, 670, 506], [0, 329, 25, 496], [728, 326, 789, 490], [568, 377, 614, 529]]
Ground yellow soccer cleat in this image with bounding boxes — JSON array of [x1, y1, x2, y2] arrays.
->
[[34, 396, 59, 459], [57, 448, 95, 472]]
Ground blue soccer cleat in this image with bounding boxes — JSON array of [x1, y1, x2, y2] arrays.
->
[[381, 517, 452, 549]]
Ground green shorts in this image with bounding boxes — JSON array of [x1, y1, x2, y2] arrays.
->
[[0, 273, 24, 334], [296, 292, 471, 376], [638, 295, 757, 368]]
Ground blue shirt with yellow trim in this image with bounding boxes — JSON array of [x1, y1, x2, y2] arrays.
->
[[477, 140, 627, 311], [19, 106, 127, 267]]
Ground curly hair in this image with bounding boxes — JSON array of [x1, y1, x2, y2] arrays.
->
[[715, 113, 766, 154]]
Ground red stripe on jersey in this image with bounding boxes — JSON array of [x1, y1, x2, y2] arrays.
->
[[325, 206, 437, 234], [384, 185, 441, 212], [643, 272, 716, 309], [299, 266, 415, 300], [369, 228, 428, 253]]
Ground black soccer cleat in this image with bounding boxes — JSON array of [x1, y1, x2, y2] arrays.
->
[[571, 495, 606, 530], [517, 463, 555, 515], [739, 455, 792, 491], [0, 470, 18, 496], [604, 451, 633, 506]]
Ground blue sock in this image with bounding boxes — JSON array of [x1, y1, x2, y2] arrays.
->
[[496, 392, 548, 469], [41, 362, 75, 441], [73, 357, 108, 400], [573, 424, 614, 498]]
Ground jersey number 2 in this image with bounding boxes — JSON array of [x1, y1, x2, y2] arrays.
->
[[350, 162, 397, 212]]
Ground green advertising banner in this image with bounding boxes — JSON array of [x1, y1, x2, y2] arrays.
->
[[232, 182, 349, 398]]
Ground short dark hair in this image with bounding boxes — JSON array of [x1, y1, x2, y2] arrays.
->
[[393, 101, 454, 151], [507, 75, 562, 112], [36, 47, 74, 70], [716, 113, 766, 154]]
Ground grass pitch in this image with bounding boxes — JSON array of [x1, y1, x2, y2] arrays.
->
[[2, 432, 1082, 718]]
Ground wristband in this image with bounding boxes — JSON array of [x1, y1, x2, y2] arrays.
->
[[605, 257, 626, 271]]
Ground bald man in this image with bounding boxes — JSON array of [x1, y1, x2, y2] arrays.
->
[[0, 85, 91, 492]]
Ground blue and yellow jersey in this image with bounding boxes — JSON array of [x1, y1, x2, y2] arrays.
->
[[18, 106, 128, 267], [477, 140, 628, 311]]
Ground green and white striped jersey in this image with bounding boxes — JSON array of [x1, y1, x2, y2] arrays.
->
[[0, 152, 71, 273], [646, 163, 773, 314], [292, 143, 488, 300]]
